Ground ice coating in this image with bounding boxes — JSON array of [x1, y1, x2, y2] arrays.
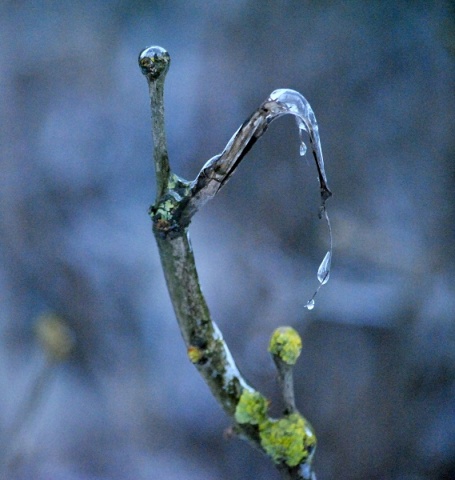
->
[[268, 89, 333, 312], [193, 87, 334, 312], [317, 251, 331, 286], [298, 119, 308, 156], [269, 89, 331, 205], [138, 45, 170, 80], [212, 322, 252, 392]]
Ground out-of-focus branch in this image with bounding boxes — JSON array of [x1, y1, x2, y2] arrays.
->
[[0, 315, 74, 478], [139, 45, 328, 480]]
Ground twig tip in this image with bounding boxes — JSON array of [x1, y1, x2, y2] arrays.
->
[[138, 45, 170, 81]]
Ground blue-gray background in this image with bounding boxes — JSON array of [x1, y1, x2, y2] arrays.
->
[[1, 1, 454, 479]]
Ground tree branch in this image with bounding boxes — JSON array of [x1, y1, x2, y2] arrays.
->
[[139, 46, 172, 199], [138, 45, 328, 480]]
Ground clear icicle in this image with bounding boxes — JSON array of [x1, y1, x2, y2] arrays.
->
[[297, 119, 308, 156], [267, 89, 333, 312], [304, 210, 333, 310], [317, 251, 331, 285]]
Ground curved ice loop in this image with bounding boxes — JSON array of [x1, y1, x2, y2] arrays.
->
[[267, 89, 333, 311], [268, 89, 331, 205]]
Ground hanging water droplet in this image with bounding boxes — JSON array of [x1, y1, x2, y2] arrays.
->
[[317, 251, 331, 285], [304, 299, 315, 310], [267, 89, 333, 314]]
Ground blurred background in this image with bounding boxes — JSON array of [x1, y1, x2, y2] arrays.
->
[[0, 1, 454, 479]]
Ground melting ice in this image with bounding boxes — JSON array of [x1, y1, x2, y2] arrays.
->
[[317, 251, 331, 285], [297, 119, 308, 156], [304, 211, 333, 310], [304, 299, 315, 311], [268, 89, 333, 311], [268, 88, 331, 204]]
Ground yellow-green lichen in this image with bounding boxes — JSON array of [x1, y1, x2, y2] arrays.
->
[[268, 327, 302, 365], [234, 389, 269, 425], [154, 197, 178, 220], [187, 345, 204, 363], [150, 192, 182, 234], [259, 413, 316, 467]]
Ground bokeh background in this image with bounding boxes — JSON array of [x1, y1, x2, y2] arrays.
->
[[1, 1, 454, 479]]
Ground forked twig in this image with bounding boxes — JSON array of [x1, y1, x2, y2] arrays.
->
[[139, 45, 330, 480]]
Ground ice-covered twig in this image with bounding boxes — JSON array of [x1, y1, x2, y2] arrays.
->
[[189, 89, 331, 220], [139, 46, 172, 199], [139, 45, 329, 480]]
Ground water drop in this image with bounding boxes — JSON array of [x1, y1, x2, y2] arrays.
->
[[299, 141, 307, 156], [304, 213, 332, 312], [317, 251, 331, 285], [304, 299, 315, 310]]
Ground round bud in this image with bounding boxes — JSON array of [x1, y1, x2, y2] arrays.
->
[[268, 326, 302, 365]]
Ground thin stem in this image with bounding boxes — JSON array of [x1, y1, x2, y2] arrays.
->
[[268, 327, 301, 415], [148, 79, 171, 199], [274, 359, 297, 414], [138, 46, 172, 200]]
